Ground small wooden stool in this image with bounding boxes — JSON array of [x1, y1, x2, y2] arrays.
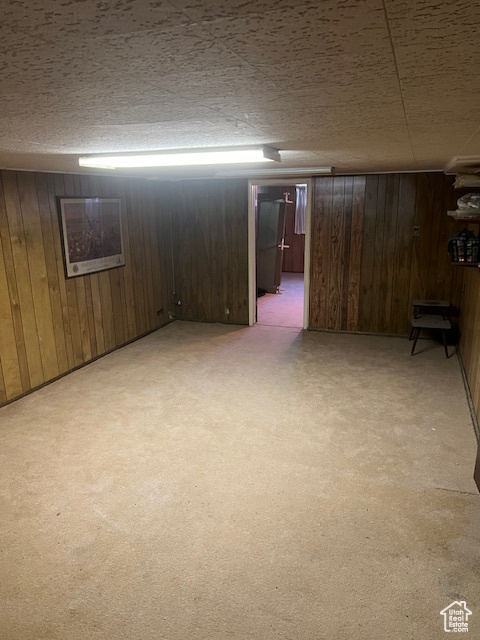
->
[[409, 314, 451, 357]]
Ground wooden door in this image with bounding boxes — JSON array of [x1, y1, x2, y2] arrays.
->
[[256, 197, 286, 293]]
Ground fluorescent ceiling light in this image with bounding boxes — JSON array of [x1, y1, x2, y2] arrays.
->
[[79, 146, 280, 169], [215, 166, 333, 178]]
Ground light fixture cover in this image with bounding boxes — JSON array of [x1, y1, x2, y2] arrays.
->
[[79, 146, 281, 169], [215, 166, 333, 178]]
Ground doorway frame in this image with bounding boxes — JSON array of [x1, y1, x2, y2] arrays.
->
[[247, 178, 312, 329]]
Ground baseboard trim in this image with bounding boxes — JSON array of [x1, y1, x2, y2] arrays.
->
[[457, 350, 480, 443], [307, 327, 409, 339]]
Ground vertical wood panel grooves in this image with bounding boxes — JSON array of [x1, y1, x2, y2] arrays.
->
[[309, 173, 459, 334], [0, 169, 172, 406], [169, 179, 249, 325], [0, 170, 461, 408]]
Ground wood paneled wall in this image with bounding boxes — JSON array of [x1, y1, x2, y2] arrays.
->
[[309, 173, 463, 334], [457, 264, 480, 490], [459, 269, 480, 425], [169, 179, 249, 324], [0, 169, 465, 407], [0, 170, 172, 405]]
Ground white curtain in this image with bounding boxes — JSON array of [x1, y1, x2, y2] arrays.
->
[[294, 185, 307, 235]]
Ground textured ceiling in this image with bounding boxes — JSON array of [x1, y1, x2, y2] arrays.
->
[[0, 0, 479, 177]]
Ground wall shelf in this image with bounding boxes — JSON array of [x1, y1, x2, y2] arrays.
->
[[450, 261, 479, 267], [447, 210, 480, 222]]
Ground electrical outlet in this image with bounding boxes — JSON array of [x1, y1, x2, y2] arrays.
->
[[413, 225, 420, 236], [224, 308, 230, 315]]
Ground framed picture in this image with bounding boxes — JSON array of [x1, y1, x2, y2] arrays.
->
[[58, 197, 124, 277]]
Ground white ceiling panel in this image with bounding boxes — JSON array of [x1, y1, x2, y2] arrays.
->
[[168, 0, 322, 23], [204, 2, 390, 66], [0, 0, 193, 38], [0, 0, 479, 175]]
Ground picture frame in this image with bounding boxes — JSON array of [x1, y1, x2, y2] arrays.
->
[[58, 197, 124, 278]]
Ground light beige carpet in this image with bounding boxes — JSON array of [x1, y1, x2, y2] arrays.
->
[[257, 272, 304, 327], [0, 321, 479, 640]]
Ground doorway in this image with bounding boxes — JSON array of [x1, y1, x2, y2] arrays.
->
[[248, 179, 312, 329]]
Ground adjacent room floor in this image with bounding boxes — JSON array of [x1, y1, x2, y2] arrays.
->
[[0, 321, 479, 640], [257, 272, 304, 327]]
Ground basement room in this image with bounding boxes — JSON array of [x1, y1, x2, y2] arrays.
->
[[0, 1, 479, 639]]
